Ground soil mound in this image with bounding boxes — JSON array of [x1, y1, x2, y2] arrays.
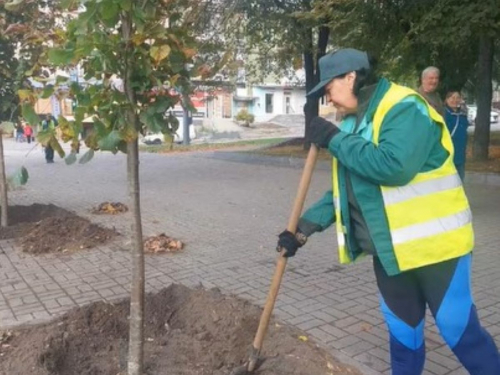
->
[[0, 284, 361, 375], [0, 204, 118, 254]]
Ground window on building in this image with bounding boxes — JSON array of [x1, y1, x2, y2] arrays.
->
[[285, 96, 291, 114], [265, 93, 274, 114]]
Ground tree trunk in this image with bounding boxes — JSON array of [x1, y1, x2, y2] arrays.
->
[[126, 138, 145, 375], [473, 34, 494, 161], [121, 12, 145, 375], [303, 46, 318, 150], [303, 26, 330, 149], [0, 133, 8, 227]]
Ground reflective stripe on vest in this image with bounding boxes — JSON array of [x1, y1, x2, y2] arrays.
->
[[382, 174, 462, 206], [332, 158, 352, 264]]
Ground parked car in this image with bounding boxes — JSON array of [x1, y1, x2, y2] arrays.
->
[[466, 105, 499, 124], [141, 126, 197, 145]]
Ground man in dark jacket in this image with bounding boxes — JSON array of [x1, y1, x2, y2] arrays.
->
[[417, 66, 445, 116]]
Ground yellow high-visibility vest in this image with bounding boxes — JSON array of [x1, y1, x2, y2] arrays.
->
[[333, 83, 473, 272]]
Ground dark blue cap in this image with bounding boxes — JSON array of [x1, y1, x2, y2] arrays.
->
[[307, 48, 370, 98]]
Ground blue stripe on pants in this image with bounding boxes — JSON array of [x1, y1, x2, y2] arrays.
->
[[380, 298, 425, 375], [434, 254, 473, 348], [432, 254, 500, 375]]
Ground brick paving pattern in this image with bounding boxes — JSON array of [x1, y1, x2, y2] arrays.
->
[[1, 140, 500, 375]]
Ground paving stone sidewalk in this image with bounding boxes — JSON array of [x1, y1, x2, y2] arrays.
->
[[1, 139, 500, 375]]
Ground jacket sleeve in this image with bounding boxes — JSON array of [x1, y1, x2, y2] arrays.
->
[[297, 190, 336, 236], [328, 97, 443, 186]]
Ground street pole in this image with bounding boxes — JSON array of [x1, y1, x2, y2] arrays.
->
[[182, 94, 190, 145]]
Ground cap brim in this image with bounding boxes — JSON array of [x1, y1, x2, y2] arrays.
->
[[306, 78, 332, 98]]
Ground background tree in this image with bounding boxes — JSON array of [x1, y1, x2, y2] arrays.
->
[[225, 0, 330, 147], [0, 0, 55, 226], [311, 0, 499, 160]]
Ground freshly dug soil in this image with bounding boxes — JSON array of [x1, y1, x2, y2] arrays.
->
[[0, 204, 118, 254], [0, 284, 361, 375]]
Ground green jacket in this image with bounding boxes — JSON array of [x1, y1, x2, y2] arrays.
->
[[300, 78, 449, 275]]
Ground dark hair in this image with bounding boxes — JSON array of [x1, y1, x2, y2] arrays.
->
[[445, 90, 461, 100], [335, 55, 379, 97]]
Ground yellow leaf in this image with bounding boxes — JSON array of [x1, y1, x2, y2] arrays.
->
[[150, 45, 171, 64], [49, 137, 66, 158], [18, 89, 33, 101], [298, 335, 308, 342], [170, 74, 180, 86], [182, 47, 197, 59], [132, 34, 146, 46], [120, 124, 137, 142]]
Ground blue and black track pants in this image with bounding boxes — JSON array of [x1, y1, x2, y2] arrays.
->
[[373, 254, 500, 375]]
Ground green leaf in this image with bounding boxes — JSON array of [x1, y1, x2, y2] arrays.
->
[[117, 141, 128, 154], [75, 106, 86, 123], [65, 152, 78, 165], [60, 0, 78, 10], [21, 104, 40, 126], [41, 86, 55, 99], [100, 1, 119, 21], [79, 149, 95, 164], [169, 51, 185, 73], [7, 166, 29, 189], [48, 49, 75, 65], [119, 0, 132, 11], [98, 130, 122, 152]]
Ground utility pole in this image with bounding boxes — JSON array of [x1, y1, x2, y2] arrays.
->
[[182, 94, 191, 146]]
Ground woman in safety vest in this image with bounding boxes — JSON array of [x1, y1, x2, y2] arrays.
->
[[276, 48, 500, 375]]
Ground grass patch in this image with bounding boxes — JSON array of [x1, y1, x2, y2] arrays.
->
[[139, 138, 287, 154], [251, 132, 500, 174], [466, 131, 500, 173]]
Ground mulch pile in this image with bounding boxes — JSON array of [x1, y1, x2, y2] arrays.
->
[[144, 234, 184, 254], [0, 284, 361, 375], [0, 204, 118, 254], [92, 202, 129, 215]]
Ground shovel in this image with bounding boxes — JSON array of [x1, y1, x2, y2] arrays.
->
[[230, 145, 319, 375]]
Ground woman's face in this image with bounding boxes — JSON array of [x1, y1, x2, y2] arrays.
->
[[324, 72, 358, 115], [445, 92, 461, 109]]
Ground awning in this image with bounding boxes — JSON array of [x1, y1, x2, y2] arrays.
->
[[233, 96, 257, 102]]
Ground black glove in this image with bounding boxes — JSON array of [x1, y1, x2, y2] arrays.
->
[[309, 117, 340, 148], [276, 230, 307, 258]]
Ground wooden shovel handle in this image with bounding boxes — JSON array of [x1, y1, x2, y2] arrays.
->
[[249, 145, 319, 368]]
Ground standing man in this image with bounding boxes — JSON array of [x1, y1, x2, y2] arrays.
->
[[41, 114, 55, 163], [276, 48, 500, 375], [418, 66, 445, 116]]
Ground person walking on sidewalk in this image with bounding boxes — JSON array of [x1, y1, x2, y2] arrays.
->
[[276, 48, 500, 375], [41, 114, 56, 163], [24, 123, 33, 144]]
